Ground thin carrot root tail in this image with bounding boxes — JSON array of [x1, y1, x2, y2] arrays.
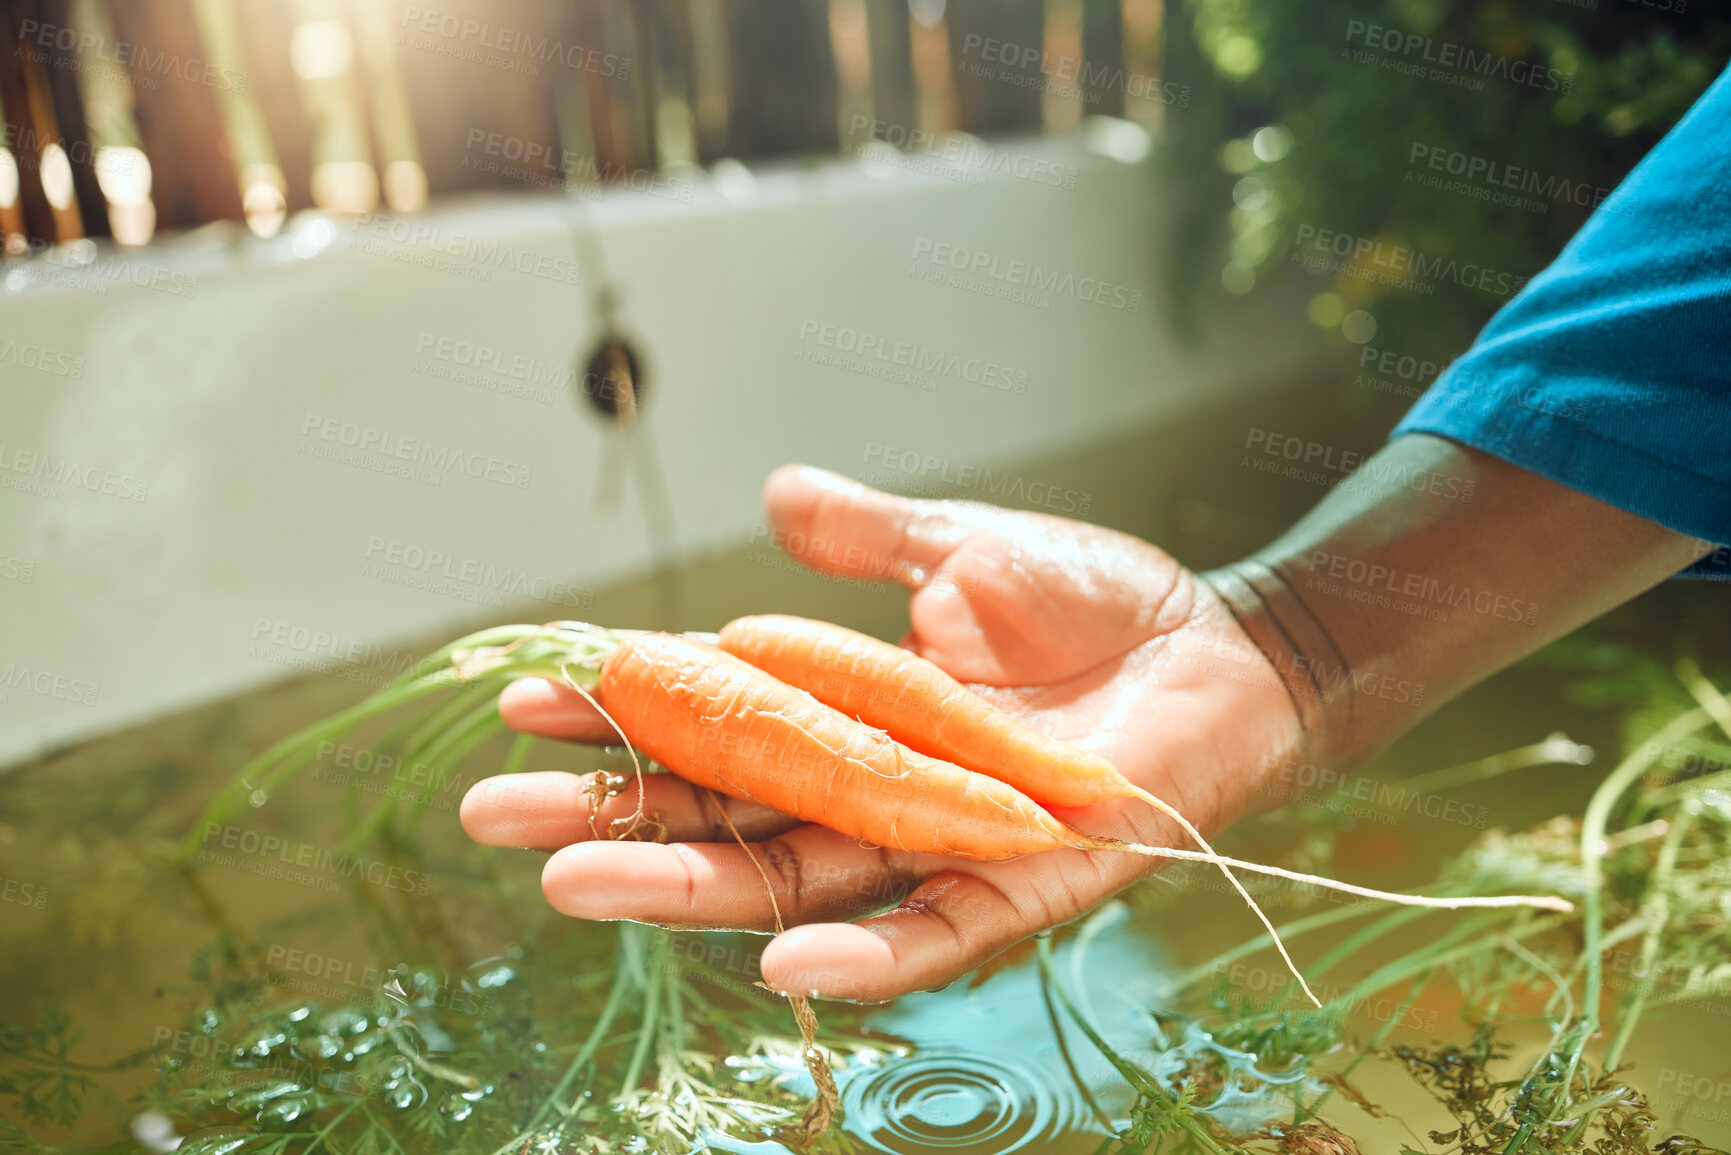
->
[[776, 994, 840, 1147], [562, 669, 654, 842], [1086, 835, 1576, 914], [706, 790, 841, 1144], [1124, 784, 1322, 1009]]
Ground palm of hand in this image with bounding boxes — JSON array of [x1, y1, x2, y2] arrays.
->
[[461, 466, 1301, 1000]]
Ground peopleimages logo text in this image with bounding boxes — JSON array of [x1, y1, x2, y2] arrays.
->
[[957, 33, 1192, 108], [399, 7, 629, 77], [845, 116, 1078, 189], [796, 320, 1029, 394], [910, 239, 1142, 312], [1344, 21, 1573, 93], [1407, 143, 1616, 214], [1293, 225, 1527, 298], [15, 18, 249, 92], [862, 442, 1093, 515]]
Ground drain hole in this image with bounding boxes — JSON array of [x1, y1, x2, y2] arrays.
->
[[579, 337, 645, 421]]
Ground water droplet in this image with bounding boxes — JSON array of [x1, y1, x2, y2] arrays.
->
[[475, 964, 516, 989], [304, 1034, 343, 1060], [348, 1032, 383, 1056], [321, 1008, 370, 1036], [247, 1032, 288, 1058], [439, 1092, 474, 1122], [131, 1109, 182, 1154], [226, 1081, 305, 1117], [388, 1077, 428, 1110], [177, 1132, 255, 1155], [259, 1095, 310, 1125]]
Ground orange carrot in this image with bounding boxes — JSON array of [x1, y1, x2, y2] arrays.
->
[[600, 632, 1085, 860], [716, 613, 1308, 1005], [719, 614, 1129, 808], [597, 632, 1572, 914]]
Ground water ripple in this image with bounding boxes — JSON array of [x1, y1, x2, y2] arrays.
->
[[842, 1051, 1084, 1154]]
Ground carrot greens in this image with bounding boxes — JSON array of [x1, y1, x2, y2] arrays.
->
[[110, 619, 1731, 1153]]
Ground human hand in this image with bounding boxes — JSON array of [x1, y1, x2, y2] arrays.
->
[[460, 465, 1303, 1001]]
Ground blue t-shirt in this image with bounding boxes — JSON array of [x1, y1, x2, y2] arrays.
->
[[1393, 63, 1731, 578]]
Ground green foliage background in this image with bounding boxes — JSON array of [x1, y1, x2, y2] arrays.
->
[[1163, 0, 1731, 369]]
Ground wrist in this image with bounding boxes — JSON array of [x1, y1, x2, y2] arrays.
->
[[1200, 560, 1385, 772], [1204, 435, 1710, 773]]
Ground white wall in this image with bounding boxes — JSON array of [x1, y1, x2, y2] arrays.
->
[[0, 128, 1310, 769]]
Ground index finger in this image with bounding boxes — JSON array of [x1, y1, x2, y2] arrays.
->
[[461, 771, 800, 850], [499, 677, 617, 743]]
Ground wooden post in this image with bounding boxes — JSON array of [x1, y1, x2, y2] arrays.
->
[[577, 0, 657, 181], [388, 0, 565, 197], [685, 0, 731, 163], [0, 0, 85, 244], [1081, 0, 1123, 117], [646, 0, 703, 167], [863, 0, 916, 136], [339, 1, 388, 204], [35, 0, 109, 236], [944, 0, 1044, 137], [230, 0, 315, 213], [721, 0, 837, 159], [101, 0, 244, 228]]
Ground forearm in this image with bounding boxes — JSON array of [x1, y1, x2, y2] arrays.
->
[[1203, 433, 1711, 770]]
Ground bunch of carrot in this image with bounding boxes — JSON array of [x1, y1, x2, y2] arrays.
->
[[186, 614, 1573, 992], [598, 618, 1570, 995], [179, 612, 1574, 1142]]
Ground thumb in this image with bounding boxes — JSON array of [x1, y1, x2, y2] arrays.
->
[[761, 465, 986, 588]]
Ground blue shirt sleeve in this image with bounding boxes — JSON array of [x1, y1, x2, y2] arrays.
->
[[1391, 63, 1731, 579]]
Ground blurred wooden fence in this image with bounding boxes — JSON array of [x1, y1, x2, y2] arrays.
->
[[0, 0, 1157, 251]]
